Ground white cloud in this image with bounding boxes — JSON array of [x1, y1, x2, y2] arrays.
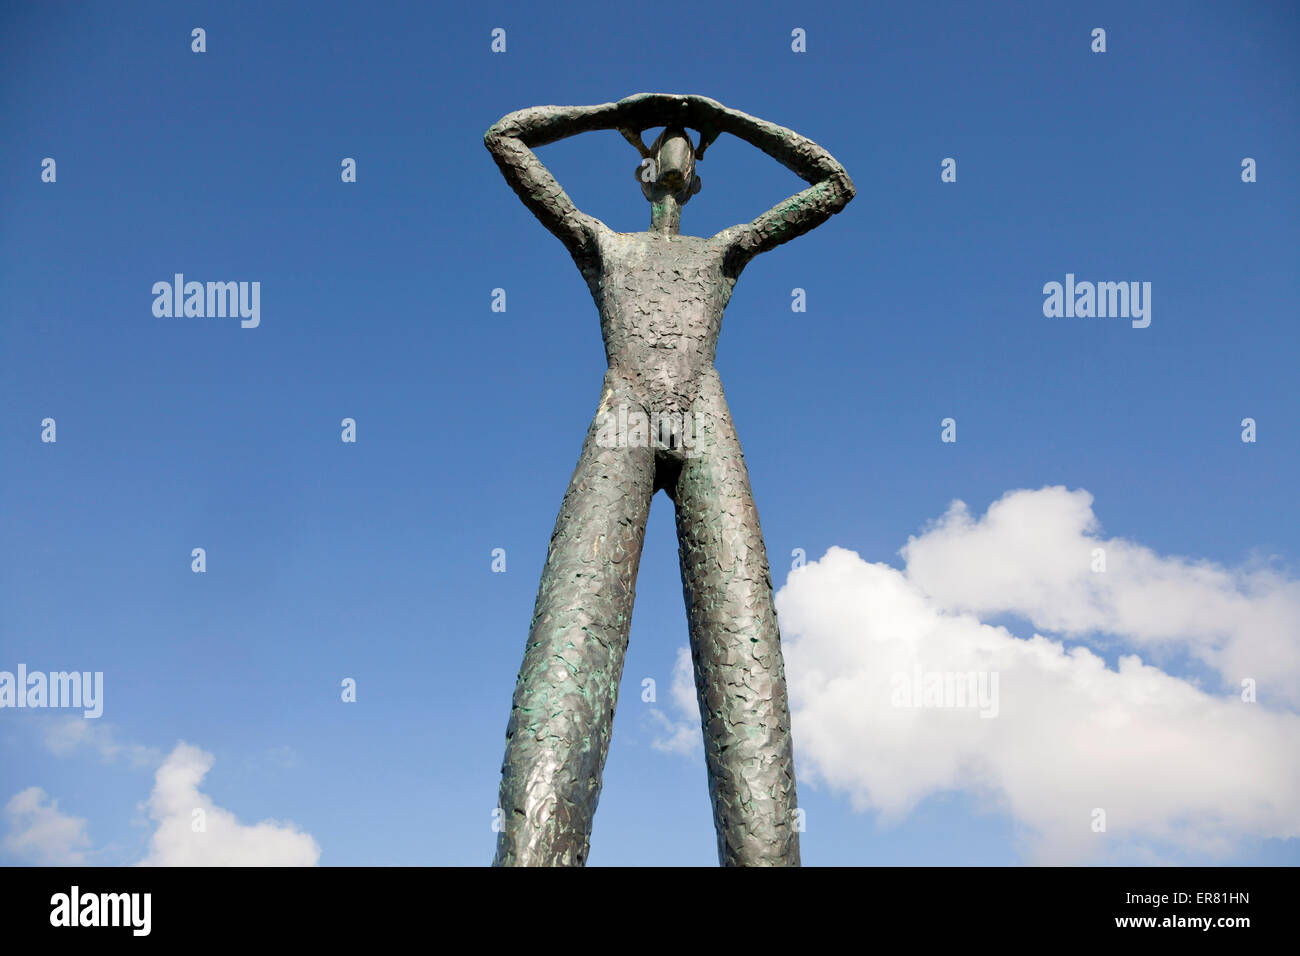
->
[[901, 486, 1300, 703], [3, 787, 91, 864], [137, 743, 320, 866], [772, 488, 1300, 863], [649, 646, 701, 756], [41, 717, 162, 769]]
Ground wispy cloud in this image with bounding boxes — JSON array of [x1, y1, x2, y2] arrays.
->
[[41, 716, 162, 769], [649, 646, 701, 756], [3, 787, 91, 865]]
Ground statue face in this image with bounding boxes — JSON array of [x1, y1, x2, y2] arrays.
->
[[637, 126, 701, 205], [654, 129, 695, 190]]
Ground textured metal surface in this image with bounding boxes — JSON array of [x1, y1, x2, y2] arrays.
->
[[485, 95, 854, 866]]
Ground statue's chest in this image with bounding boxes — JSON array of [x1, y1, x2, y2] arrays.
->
[[597, 236, 726, 319]]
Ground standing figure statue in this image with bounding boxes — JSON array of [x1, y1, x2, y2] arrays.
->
[[485, 94, 854, 866]]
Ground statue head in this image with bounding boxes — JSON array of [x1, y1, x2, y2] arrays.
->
[[634, 126, 702, 205]]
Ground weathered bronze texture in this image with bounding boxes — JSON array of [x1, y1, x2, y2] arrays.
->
[[485, 94, 854, 866]]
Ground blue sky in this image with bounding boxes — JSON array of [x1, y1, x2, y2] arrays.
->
[[1, 0, 1297, 866]]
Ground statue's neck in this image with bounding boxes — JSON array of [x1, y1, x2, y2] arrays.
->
[[650, 195, 681, 235]]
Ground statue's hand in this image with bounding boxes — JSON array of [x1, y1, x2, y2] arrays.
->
[[616, 93, 727, 133], [615, 94, 729, 160], [614, 93, 682, 129]]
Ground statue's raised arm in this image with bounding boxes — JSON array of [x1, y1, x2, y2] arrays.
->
[[688, 96, 856, 267], [485, 94, 854, 267], [483, 102, 624, 271]]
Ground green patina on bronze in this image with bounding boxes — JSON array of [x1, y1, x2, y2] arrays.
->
[[485, 94, 854, 866]]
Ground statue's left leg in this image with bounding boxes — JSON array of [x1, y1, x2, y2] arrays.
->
[[667, 370, 801, 866]]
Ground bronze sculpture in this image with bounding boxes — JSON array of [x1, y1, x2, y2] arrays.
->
[[485, 94, 854, 866]]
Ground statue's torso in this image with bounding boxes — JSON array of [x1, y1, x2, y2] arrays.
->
[[587, 227, 736, 413]]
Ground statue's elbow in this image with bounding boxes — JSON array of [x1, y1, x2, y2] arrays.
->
[[484, 115, 521, 152], [833, 169, 856, 208], [837, 171, 857, 202]]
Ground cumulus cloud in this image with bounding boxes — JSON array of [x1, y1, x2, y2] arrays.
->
[[3, 787, 91, 864], [901, 486, 1300, 703], [768, 488, 1300, 863], [137, 743, 320, 866]]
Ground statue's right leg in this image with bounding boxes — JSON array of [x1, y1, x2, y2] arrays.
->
[[493, 377, 656, 866]]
